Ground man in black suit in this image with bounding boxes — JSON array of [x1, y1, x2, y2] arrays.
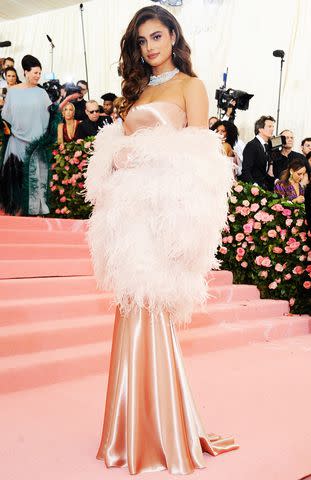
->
[[76, 100, 112, 139], [271, 129, 305, 180], [240, 115, 275, 191]]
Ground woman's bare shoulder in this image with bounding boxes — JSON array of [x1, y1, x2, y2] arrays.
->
[[11, 83, 26, 89]]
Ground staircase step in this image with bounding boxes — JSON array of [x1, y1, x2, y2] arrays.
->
[[0, 275, 257, 301], [0, 315, 309, 393], [0, 290, 288, 327], [0, 216, 87, 231], [0, 243, 89, 260], [0, 229, 86, 244], [0, 258, 93, 279], [0, 314, 114, 356]]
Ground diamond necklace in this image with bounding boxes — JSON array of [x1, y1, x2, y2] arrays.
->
[[148, 68, 180, 86]]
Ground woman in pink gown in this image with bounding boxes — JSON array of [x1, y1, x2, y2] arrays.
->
[[85, 5, 238, 475]]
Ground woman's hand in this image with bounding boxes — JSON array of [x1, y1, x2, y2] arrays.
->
[[293, 195, 305, 204]]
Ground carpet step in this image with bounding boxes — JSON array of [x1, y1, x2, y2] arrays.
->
[[0, 275, 255, 301], [0, 243, 89, 260], [0, 315, 309, 393], [0, 296, 287, 327], [0, 258, 93, 279], [0, 229, 86, 244], [0, 216, 87, 231]]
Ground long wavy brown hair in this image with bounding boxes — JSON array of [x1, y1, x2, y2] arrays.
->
[[280, 158, 306, 184], [119, 5, 196, 116]]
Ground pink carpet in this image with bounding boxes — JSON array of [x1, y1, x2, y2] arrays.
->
[[0, 216, 310, 479]]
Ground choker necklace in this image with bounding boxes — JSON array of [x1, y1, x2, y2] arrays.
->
[[148, 68, 179, 86]]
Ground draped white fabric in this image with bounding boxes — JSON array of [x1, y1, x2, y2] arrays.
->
[[0, 0, 310, 143]]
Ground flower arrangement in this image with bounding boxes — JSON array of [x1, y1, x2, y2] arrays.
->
[[49, 138, 94, 219], [218, 182, 311, 314]]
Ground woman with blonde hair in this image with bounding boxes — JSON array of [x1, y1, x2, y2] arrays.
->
[[86, 5, 238, 475], [57, 102, 80, 144]]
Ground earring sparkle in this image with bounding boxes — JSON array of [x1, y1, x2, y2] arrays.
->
[[141, 56, 145, 64]]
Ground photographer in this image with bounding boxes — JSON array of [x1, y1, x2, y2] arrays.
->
[[71, 80, 88, 121]]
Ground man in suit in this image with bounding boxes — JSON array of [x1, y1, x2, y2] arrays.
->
[[76, 100, 112, 139], [240, 115, 275, 191]]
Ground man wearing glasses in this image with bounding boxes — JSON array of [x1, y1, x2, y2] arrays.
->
[[76, 100, 112, 139]]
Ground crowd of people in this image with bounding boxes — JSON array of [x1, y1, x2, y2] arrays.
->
[[0, 54, 310, 228]]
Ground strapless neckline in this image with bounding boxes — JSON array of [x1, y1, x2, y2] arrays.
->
[[130, 101, 185, 114]]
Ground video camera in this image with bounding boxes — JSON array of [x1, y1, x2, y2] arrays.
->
[[42, 79, 62, 103], [215, 88, 253, 112]]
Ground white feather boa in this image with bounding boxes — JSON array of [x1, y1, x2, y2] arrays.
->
[[85, 123, 232, 324]]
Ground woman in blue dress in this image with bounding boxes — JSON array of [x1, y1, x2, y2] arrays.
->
[[0, 55, 52, 215]]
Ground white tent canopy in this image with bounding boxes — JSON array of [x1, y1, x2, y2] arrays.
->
[[0, 1, 91, 21], [0, 0, 310, 143]]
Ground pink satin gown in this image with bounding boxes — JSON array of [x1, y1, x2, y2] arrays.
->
[[96, 102, 238, 475]]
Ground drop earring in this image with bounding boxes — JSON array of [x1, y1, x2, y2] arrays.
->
[[172, 42, 176, 58], [141, 56, 145, 64]]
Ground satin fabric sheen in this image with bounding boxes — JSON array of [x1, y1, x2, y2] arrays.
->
[[96, 103, 238, 474]]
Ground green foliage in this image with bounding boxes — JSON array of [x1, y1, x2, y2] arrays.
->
[[217, 182, 311, 314], [49, 138, 94, 219]]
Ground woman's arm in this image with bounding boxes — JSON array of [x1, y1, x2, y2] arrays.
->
[[183, 77, 209, 127], [57, 123, 64, 145]]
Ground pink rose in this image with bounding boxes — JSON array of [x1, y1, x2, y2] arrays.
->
[[260, 236, 268, 241], [261, 257, 272, 268], [246, 235, 254, 243], [306, 265, 311, 273], [65, 166, 70, 171], [261, 198, 267, 206], [242, 242, 247, 248], [235, 233, 245, 242], [299, 255, 306, 262], [76, 139, 83, 144], [227, 236, 233, 243], [286, 218, 293, 227], [255, 256, 264, 266], [259, 270, 268, 278], [251, 187, 259, 196], [235, 255, 243, 262], [237, 247, 245, 257], [299, 232, 307, 242], [84, 141, 91, 149], [222, 237, 228, 244], [241, 261, 248, 268], [267, 229, 277, 238], [271, 203, 284, 212], [55, 208, 61, 214], [51, 185, 57, 191], [275, 263, 284, 272], [254, 222, 262, 230], [250, 203, 260, 212], [250, 245, 256, 251], [230, 195, 238, 204], [59, 188, 64, 195], [292, 266, 304, 275], [242, 200, 250, 207], [78, 182, 84, 188], [52, 174, 58, 181], [52, 149, 58, 156], [302, 245, 310, 252], [273, 247, 283, 254], [291, 227, 298, 235], [303, 281, 311, 289], [74, 150, 82, 158], [282, 208, 292, 217], [228, 214, 235, 222], [284, 273, 291, 280], [289, 298, 295, 306], [60, 196, 67, 203], [219, 246, 228, 254], [234, 184, 243, 193], [296, 219, 304, 227], [268, 281, 278, 290]]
